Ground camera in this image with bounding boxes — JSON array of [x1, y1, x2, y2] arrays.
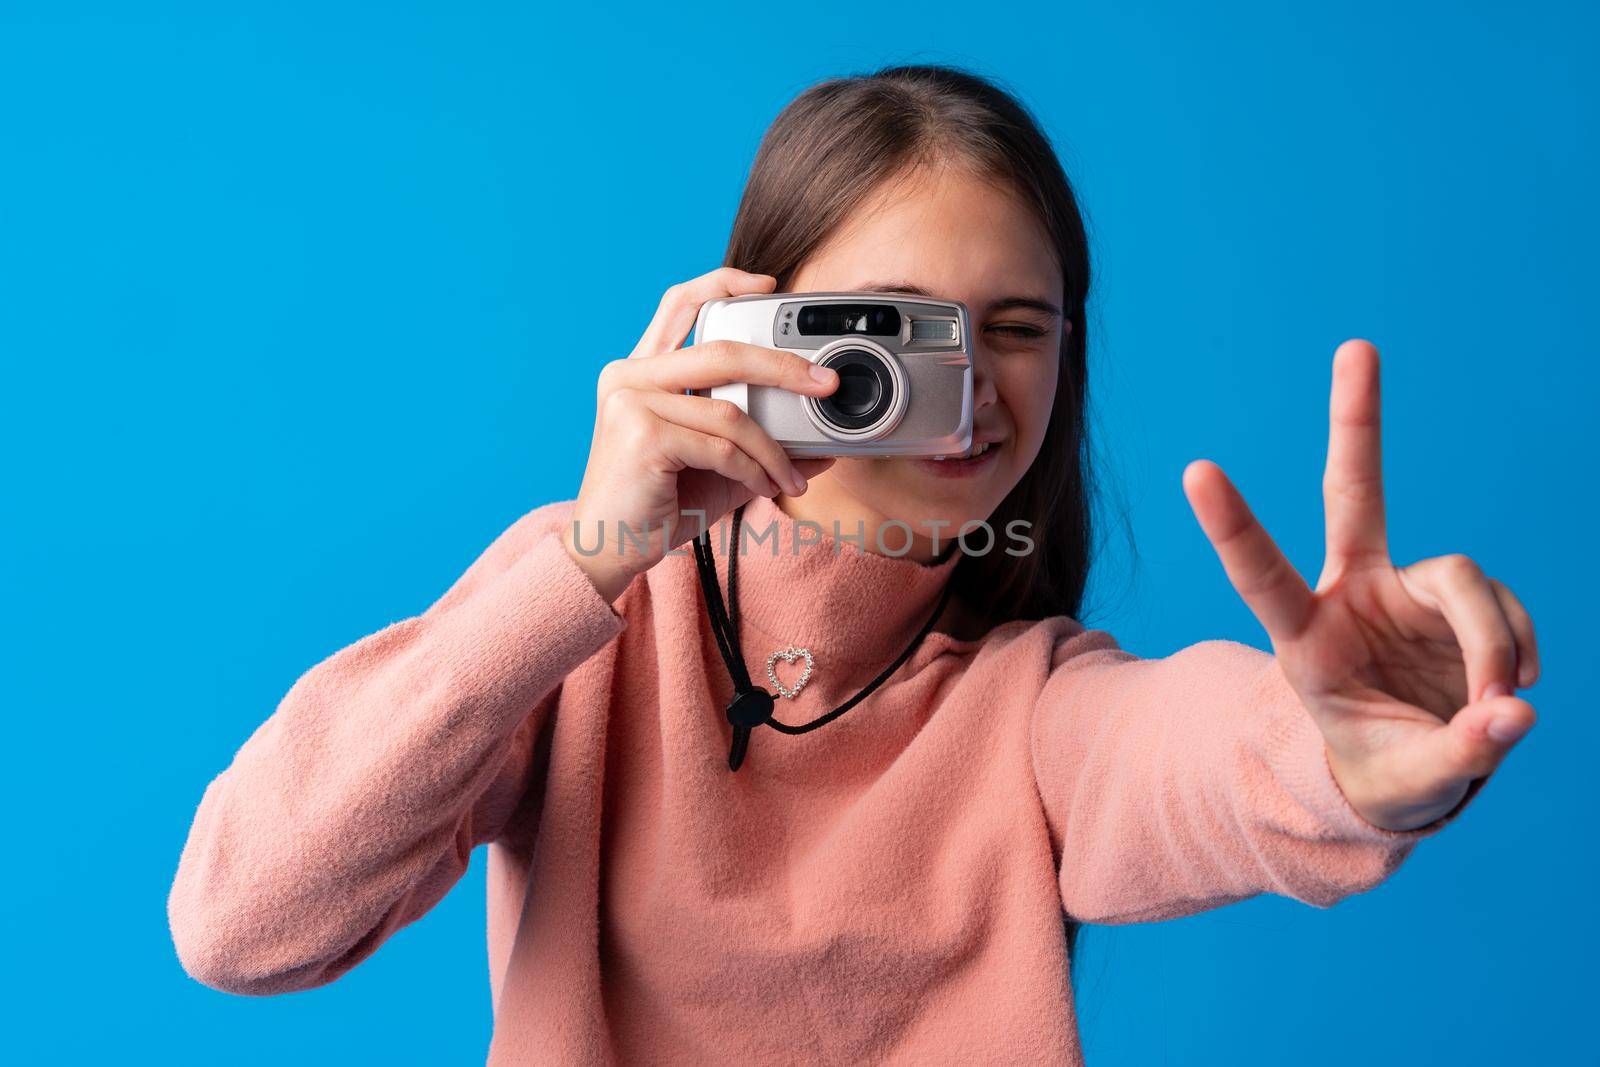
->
[[690, 292, 973, 458]]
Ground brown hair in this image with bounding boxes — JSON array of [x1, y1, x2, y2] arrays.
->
[[723, 63, 1097, 630]]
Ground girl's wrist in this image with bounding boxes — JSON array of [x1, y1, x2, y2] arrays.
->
[[561, 523, 637, 604]]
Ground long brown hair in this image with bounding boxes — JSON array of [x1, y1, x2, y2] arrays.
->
[[723, 63, 1097, 629]]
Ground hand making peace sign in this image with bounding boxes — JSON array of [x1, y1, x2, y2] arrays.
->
[[1183, 340, 1539, 832]]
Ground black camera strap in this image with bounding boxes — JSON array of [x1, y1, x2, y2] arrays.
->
[[692, 503, 956, 772]]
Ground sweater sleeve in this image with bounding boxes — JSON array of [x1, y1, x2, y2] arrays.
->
[[1028, 628, 1478, 925], [167, 501, 626, 995]]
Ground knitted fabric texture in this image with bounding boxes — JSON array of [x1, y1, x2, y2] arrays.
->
[[169, 495, 1462, 1064]]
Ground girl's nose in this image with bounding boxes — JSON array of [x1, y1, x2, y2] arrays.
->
[[970, 345, 999, 412]]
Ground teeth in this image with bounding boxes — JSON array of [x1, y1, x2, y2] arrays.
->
[[934, 440, 992, 461]]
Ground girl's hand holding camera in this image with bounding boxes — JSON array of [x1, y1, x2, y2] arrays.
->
[[563, 268, 841, 603]]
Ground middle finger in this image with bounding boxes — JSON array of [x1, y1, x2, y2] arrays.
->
[[640, 391, 806, 496]]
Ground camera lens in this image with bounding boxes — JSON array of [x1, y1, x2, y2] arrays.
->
[[832, 363, 882, 417], [817, 348, 895, 431]]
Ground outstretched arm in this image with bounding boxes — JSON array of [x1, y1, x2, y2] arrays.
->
[[1031, 340, 1538, 922]]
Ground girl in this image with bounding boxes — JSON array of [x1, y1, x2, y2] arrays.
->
[[169, 65, 1539, 1064]]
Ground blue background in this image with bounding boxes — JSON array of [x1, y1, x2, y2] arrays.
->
[[3, 3, 1594, 1063]]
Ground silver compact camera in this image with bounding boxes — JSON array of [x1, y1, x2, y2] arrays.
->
[[690, 292, 973, 458]]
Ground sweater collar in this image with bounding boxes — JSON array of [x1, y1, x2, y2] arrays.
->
[[704, 494, 962, 687]]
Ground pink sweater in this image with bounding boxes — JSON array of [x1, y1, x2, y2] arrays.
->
[[169, 495, 1459, 1064]]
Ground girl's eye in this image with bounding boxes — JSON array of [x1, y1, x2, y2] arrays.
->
[[986, 324, 1047, 340]]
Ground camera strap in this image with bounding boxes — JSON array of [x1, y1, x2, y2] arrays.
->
[[692, 503, 956, 772]]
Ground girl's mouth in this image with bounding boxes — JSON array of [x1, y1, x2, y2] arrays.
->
[[914, 439, 1002, 479]]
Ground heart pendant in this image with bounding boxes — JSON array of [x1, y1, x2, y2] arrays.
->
[[765, 645, 815, 700]]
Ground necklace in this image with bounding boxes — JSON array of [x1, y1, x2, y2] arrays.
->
[[692, 503, 957, 772]]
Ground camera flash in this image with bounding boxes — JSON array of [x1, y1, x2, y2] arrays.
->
[[911, 319, 958, 341]]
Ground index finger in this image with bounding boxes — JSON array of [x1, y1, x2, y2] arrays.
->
[[1323, 339, 1389, 566], [1184, 460, 1315, 640], [610, 339, 838, 396], [631, 267, 777, 359]]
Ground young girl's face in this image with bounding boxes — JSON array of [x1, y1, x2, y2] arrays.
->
[[786, 162, 1065, 556]]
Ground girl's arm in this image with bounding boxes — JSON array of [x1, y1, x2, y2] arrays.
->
[[167, 501, 625, 994], [1029, 630, 1460, 923], [1030, 340, 1537, 922]]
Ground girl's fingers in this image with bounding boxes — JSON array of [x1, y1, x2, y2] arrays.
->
[[602, 339, 838, 398], [631, 268, 778, 358], [1490, 577, 1540, 688], [1336, 693, 1535, 831], [793, 457, 837, 481], [1418, 693, 1536, 786], [1398, 555, 1519, 703], [640, 392, 806, 496], [1322, 340, 1390, 567], [1183, 459, 1314, 640], [654, 421, 781, 499]]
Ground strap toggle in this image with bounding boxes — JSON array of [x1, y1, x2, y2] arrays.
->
[[725, 686, 775, 728]]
